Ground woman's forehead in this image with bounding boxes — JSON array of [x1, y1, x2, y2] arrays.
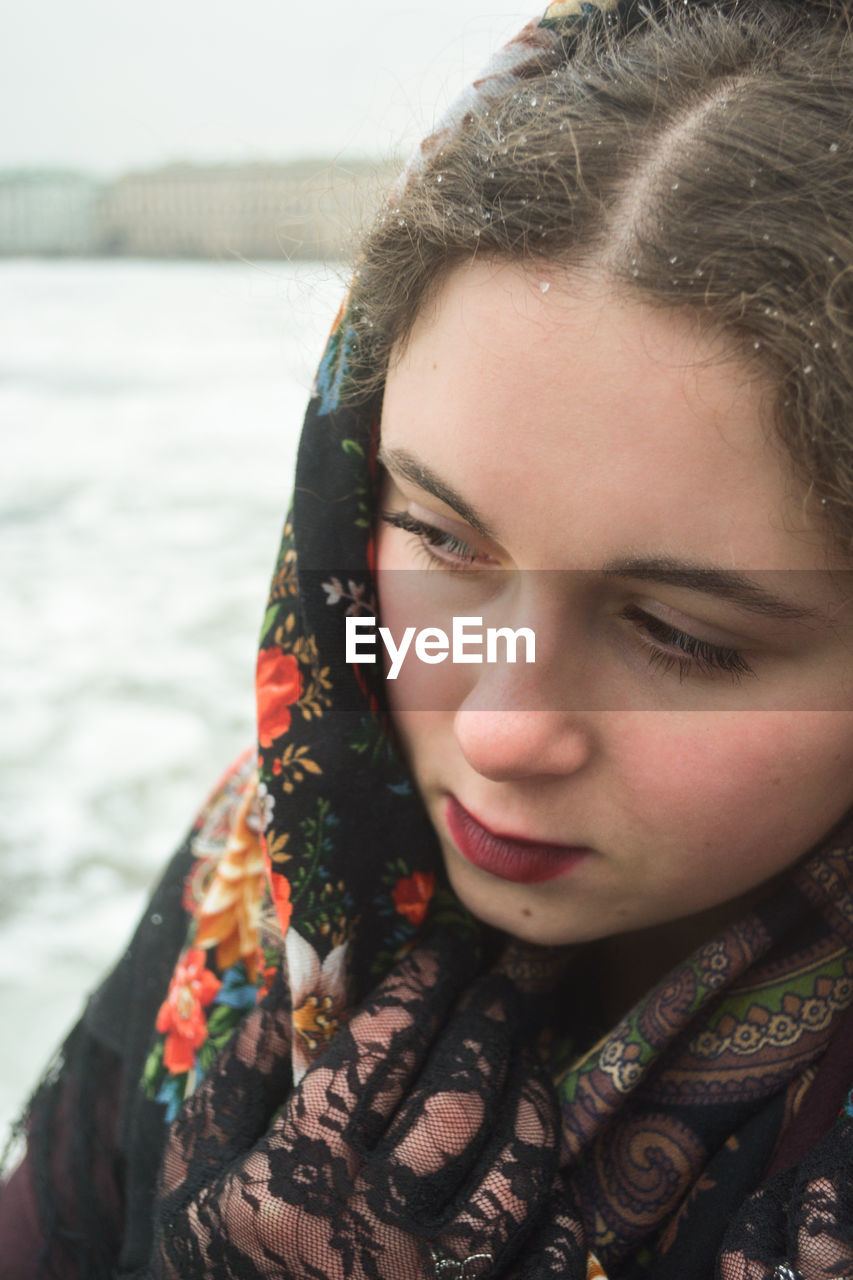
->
[[382, 260, 843, 574]]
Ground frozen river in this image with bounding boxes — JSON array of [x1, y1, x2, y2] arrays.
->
[[0, 258, 345, 1135]]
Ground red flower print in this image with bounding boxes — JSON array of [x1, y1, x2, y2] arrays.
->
[[254, 947, 279, 1003], [155, 948, 222, 1075], [392, 871, 435, 926], [269, 868, 293, 937], [256, 647, 302, 748]]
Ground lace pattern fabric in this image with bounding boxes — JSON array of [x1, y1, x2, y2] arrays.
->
[[717, 1123, 853, 1280], [142, 938, 591, 1279], [136, 925, 853, 1280]]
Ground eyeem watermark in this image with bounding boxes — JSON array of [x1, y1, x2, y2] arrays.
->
[[346, 616, 536, 680]]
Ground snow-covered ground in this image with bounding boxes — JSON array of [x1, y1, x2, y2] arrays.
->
[[0, 257, 343, 1133]]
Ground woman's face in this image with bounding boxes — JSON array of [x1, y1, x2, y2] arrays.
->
[[374, 261, 853, 947]]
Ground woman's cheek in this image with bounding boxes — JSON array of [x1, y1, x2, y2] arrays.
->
[[619, 710, 853, 880]]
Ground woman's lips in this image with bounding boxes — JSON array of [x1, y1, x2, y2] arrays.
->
[[444, 795, 590, 884]]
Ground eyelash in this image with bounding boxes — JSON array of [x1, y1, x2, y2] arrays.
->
[[379, 511, 756, 682], [379, 510, 484, 569], [621, 605, 755, 683]]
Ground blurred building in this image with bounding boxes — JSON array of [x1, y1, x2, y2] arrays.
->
[[97, 159, 394, 260], [0, 160, 396, 260], [0, 170, 102, 255]]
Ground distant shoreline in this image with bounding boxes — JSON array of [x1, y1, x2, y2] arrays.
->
[[0, 158, 397, 260]]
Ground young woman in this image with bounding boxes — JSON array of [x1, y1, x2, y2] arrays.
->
[[2, 1, 853, 1277]]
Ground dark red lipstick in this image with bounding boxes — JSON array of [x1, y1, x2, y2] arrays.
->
[[445, 795, 589, 884]]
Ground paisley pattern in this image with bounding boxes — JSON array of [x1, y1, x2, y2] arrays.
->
[[591, 1113, 707, 1234]]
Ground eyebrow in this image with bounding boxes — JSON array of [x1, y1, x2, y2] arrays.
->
[[378, 446, 825, 622], [602, 558, 822, 622], [378, 445, 497, 538]]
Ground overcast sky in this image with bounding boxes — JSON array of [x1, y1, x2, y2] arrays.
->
[[2, 2, 539, 176]]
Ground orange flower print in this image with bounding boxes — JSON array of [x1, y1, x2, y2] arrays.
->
[[254, 948, 279, 1003], [392, 871, 435, 926], [269, 867, 293, 938], [155, 948, 222, 1075], [256, 646, 302, 748], [194, 786, 267, 980]]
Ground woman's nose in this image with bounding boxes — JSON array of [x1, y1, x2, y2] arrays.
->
[[452, 704, 594, 782], [451, 592, 596, 780]]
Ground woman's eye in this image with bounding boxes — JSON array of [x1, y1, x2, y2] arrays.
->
[[379, 510, 494, 570], [623, 605, 755, 682], [377, 524, 757, 681]]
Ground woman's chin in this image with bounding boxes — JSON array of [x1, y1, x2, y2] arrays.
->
[[441, 855, 583, 946]]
